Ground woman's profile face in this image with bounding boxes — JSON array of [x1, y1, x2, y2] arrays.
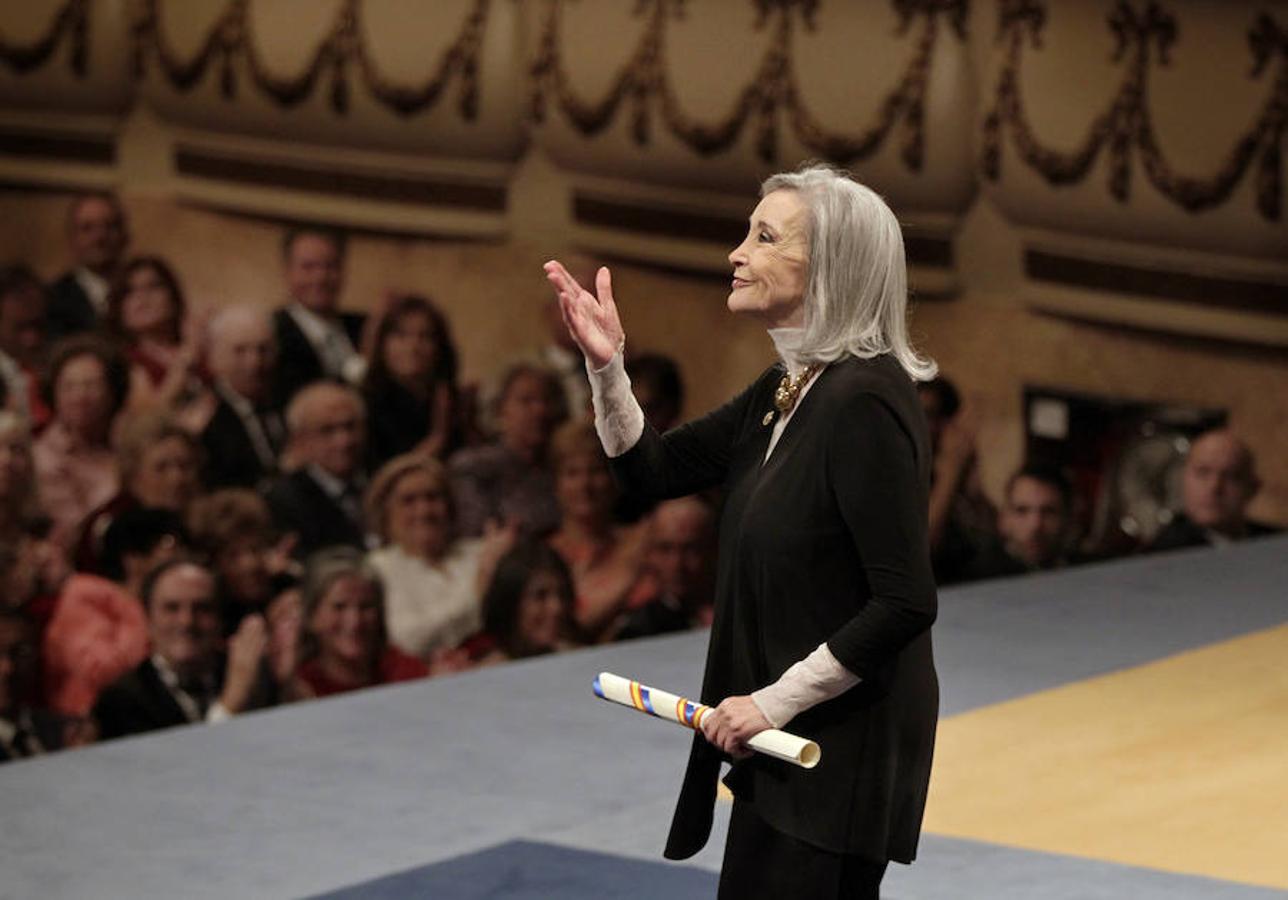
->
[[382, 310, 438, 384], [515, 568, 566, 653], [385, 467, 451, 557], [121, 265, 177, 338], [311, 574, 382, 665], [727, 189, 809, 327]]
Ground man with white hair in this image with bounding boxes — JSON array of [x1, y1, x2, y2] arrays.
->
[[1149, 428, 1278, 552], [201, 305, 285, 490], [264, 382, 369, 557]]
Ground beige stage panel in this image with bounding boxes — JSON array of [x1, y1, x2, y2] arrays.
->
[[924, 624, 1288, 890]]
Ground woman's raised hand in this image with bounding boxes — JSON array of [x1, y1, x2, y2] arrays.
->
[[543, 260, 624, 370]]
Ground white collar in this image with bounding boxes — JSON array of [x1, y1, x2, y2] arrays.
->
[[767, 327, 809, 378]]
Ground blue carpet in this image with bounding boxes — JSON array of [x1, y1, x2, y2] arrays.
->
[[307, 840, 718, 900]]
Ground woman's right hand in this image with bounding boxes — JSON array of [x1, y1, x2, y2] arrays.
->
[[543, 260, 624, 370]]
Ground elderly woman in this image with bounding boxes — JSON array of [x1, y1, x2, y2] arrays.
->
[[0, 411, 38, 544], [448, 362, 567, 538], [362, 294, 463, 469], [291, 547, 428, 699], [544, 164, 939, 898], [33, 336, 130, 550], [104, 256, 207, 416], [73, 412, 202, 573], [365, 453, 514, 666], [545, 420, 649, 640], [461, 541, 579, 665]]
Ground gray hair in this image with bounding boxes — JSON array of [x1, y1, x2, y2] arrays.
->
[[760, 164, 937, 382]]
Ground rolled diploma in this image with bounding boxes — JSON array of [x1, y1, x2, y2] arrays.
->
[[593, 671, 820, 770]]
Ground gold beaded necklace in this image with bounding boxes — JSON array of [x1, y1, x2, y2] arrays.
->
[[773, 363, 822, 414]]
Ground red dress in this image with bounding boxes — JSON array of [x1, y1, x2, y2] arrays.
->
[[295, 646, 428, 698]]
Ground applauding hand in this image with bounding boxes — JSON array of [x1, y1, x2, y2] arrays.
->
[[543, 260, 624, 370]]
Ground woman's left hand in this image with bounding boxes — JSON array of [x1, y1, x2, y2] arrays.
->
[[700, 695, 773, 759]]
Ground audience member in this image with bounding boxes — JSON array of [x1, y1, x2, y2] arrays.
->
[[33, 336, 129, 550], [919, 376, 997, 584], [449, 362, 566, 537], [266, 382, 370, 556], [625, 352, 684, 433], [1149, 428, 1278, 552], [614, 496, 716, 641], [187, 489, 298, 634], [364, 454, 511, 666], [201, 305, 286, 490], [271, 227, 365, 404], [0, 609, 76, 762], [462, 542, 579, 665], [73, 413, 201, 573], [104, 256, 208, 417], [46, 192, 129, 340], [93, 559, 272, 740], [0, 265, 50, 425], [291, 547, 428, 698], [966, 465, 1075, 579], [545, 421, 649, 640], [0, 411, 38, 544], [363, 294, 463, 468]]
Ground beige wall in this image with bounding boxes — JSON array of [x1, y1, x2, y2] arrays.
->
[[3, 179, 1284, 524]]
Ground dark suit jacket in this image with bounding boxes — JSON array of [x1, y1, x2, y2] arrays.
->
[[271, 307, 366, 406], [46, 271, 99, 340], [613, 354, 938, 864], [200, 393, 284, 490], [264, 468, 366, 558], [1148, 513, 1279, 553], [93, 659, 206, 741], [0, 709, 67, 762]]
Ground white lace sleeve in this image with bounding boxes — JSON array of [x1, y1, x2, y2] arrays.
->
[[750, 642, 861, 729], [586, 351, 645, 458]]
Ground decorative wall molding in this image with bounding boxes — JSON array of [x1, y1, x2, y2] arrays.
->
[[530, 0, 968, 168], [131, 0, 490, 118], [0, 0, 89, 77], [981, 0, 1288, 220]]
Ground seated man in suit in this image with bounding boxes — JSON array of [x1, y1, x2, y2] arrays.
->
[[613, 496, 715, 641], [1149, 428, 1278, 552], [264, 382, 369, 557], [271, 226, 366, 405], [202, 305, 285, 490], [93, 559, 271, 741], [966, 464, 1078, 580], [47, 192, 129, 340]]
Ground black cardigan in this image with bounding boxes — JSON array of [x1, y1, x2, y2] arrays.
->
[[611, 353, 938, 863]]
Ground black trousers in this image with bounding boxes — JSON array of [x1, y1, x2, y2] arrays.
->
[[717, 800, 887, 899]]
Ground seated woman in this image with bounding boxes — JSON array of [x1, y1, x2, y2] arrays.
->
[[291, 547, 428, 699], [362, 294, 463, 469], [73, 412, 202, 574], [545, 421, 650, 640], [364, 453, 512, 666], [0, 411, 38, 545], [33, 336, 130, 551], [104, 256, 209, 421], [448, 362, 567, 538], [461, 542, 580, 665]]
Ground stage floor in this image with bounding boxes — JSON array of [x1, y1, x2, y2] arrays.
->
[[3, 535, 1286, 899]]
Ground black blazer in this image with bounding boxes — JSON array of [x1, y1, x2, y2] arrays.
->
[[271, 307, 366, 405], [46, 271, 99, 340], [0, 709, 67, 762], [264, 468, 366, 558], [1148, 513, 1279, 553], [93, 659, 201, 741], [612, 354, 938, 864], [200, 393, 284, 490]]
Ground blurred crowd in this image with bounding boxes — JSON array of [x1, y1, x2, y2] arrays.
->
[[0, 192, 1276, 762]]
